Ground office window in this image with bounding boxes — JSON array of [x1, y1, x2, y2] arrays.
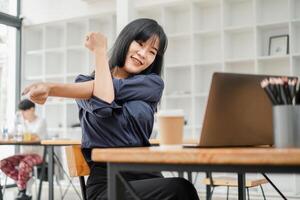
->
[[0, 25, 16, 166], [0, 0, 19, 180], [0, 24, 16, 124], [0, 0, 17, 16]]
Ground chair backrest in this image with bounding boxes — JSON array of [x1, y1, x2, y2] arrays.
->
[[65, 145, 90, 177]]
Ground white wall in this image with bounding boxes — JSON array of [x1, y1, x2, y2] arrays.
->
[[21, 0, 115, 25]]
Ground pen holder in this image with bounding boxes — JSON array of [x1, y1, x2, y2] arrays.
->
[[273, 105, 300, 148]]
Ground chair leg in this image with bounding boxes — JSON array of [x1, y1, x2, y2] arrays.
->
[[79, 176, 87, 200], [54, 175, 63, 199], [0, 185, 2, 200], [261, 173, 287, 200], [208, 186, 214, 200], [226, 186, 229, 200], [260, 185, 266, 200], [1, 175, 8, 198], [246, 187, 250, 200]]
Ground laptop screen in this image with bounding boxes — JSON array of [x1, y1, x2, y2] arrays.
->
[[199, 72, 276, 147]]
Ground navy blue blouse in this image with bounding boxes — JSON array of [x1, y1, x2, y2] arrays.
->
[[75, 73, 164, 150]]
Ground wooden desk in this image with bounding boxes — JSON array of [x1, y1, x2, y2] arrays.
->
[[149, 138, 198, 145], [0, 139, 40, 145], [41, 139, 81, 145], [92, 147, 300, 200], [40, 139, 81, 200]]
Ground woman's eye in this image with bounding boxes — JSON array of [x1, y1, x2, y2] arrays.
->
[[150, 51, 156, 55], [137, 41, 143, 46]]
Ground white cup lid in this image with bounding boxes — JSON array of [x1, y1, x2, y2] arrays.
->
[[156, 109, 184, 117]]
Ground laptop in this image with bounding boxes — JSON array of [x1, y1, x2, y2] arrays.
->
[[185, 72, 284, 148]]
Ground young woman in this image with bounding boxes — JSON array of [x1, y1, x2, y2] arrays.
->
[[23, 18, 199, 200]]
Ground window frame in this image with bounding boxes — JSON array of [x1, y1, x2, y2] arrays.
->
[[0, 0, 22, 110]]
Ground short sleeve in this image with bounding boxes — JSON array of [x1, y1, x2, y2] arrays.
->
[[113, 74, 164, 103], [75, 75, 122, 118]]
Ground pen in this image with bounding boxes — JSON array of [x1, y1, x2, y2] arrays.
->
[[261, 79, 277, 105], [271, 78, 284, 104], [282, 77, 292, 104], [296, 81, 300, 105], [278, 79, 288, 104], [289, 79, 297, 104]]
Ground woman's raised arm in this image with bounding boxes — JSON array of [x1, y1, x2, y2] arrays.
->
[[85, 32, 115, 104]]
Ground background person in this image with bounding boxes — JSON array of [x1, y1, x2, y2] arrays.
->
[[0, 99, 47, 200]]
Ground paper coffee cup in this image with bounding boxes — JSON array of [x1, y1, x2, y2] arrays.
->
[[156, 109, 184, 148]]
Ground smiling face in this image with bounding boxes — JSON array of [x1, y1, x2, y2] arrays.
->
[[114, 36, 160, 78]]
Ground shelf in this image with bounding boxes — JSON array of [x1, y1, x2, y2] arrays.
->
[[168, 33, 191, 39], [256, 21, 290, 28], [224, 25, 253, 33], [164, 4, 191, 35], [44, 104, 65, 129], [194, 64, 222, 94], [66, 75, 77, 84], [165, 94, 192, 99], [165, 64, 191, 69], [257, 55, 289, 61], [45, 51, 64, 75], [257, 56, 290, 75], [66, 48, 88, 74], [135, 7, 162, 25], [194, 33, 221, 63], [192, 0, 220, 32], [195, 61, 222, 66], [292, 56, 300, 76], [24, 27, 43, 51], [256, 22, 289, 57], [26, 50, 43, 56], [256, 0, 289, 24], [24, 76, 44, 81], [290, 0, 300, 21], [291, 21, 300, 54], [225, 60, 255, 74], [66, 104, 80, 128], [292, 53, 300, 58], [165, 36, 192, 65], [45, 24, 65, 49], [66, 20, 88, 46], [195, 96, 207, 126], [88, 16, 116, 48], [225, 58, 255, 63], [165, 67, 191, 96], [193, 29, 220, 36], [194, 93, 208, 97], [223, 0, 254, 27], [24, 54, 43, 77], [67, 45, 85, 51], [44, 74, 65, 79], [224, 28, 255, 59], [44, 48, 64, 53]]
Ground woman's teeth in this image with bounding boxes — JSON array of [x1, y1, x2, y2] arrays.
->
[[132, 57, 142, 65]]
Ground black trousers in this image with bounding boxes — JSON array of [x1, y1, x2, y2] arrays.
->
[[86, 163, 200, 200]]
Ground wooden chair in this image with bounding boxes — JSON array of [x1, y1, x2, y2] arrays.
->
[[203, 175, 268, 200], [65, 145, 90, 200]]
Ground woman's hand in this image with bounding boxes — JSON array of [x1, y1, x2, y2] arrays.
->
[[84, 32, 107, 53], [22, 82, 51, 105]]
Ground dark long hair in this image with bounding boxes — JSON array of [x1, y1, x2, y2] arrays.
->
[[91, 18, 167, 77]]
